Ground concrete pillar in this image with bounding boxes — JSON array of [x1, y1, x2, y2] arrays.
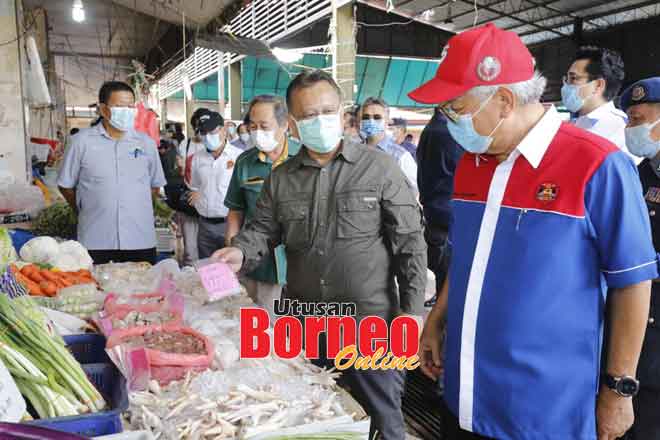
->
[[228, 61, 242, 121], [217, 55, 226, 119], [332, 1, 356, 105], [0, 0, 28, 183], [184, 97, 194, 138], [160, 98, 168, 130]]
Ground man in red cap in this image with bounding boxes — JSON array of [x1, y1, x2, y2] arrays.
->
[[412, 23, 657, 440]]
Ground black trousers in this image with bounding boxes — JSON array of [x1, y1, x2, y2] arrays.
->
[[88, 247, 157, 265], [311, 340, 406, 440], [425, 225, 451, 294]]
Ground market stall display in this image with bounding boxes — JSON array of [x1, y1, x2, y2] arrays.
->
[[0, 236, 368, 439], [0, 295, 106, 418]]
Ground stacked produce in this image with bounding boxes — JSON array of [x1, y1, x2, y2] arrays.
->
[[30, 283, 106, 320], [10, 264, 96, 297], [0, 294, 106, 419], [19, 237, 93, 272], [30, 203, 77, 240]]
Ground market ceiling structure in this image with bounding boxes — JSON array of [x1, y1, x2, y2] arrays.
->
[[23, 0, 660, 109], [365, 0, 660, 45]]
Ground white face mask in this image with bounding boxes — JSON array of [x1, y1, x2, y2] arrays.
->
[[251, 130, 279, 153], [203, 133, 222, 151], [239, 133, 250, 143]]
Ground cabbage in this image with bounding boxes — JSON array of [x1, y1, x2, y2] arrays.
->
[[19, 236, 59, 265]]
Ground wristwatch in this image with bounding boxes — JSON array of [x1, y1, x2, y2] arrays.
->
[[604, 374, 640, 397]]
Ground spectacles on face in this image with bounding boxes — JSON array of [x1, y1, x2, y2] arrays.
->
[[438, 102, 462, 123], [562, 74, 591, 85]]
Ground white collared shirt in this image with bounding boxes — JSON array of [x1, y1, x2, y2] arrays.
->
[[573, 101, 637, 162], [189, 143, 242, 218]]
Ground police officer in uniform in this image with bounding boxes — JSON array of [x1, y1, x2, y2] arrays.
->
[[621, 76, 660, 439]]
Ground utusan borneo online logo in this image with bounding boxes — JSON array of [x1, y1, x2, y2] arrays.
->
[[239, 299, 421, 371]]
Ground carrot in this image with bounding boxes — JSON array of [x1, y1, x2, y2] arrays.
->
[[41, 270, 61, 283], [40, 282, 58, 297], [26, 270, 46, 284], [15, 273, 44, 296]]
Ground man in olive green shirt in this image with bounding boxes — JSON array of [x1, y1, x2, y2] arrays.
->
[[224, 95, 300, 317], [216, 70, 426, 440]]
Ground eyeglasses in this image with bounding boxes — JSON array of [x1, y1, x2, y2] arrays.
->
[[438, 103, 461, 123], [562, 74, 591, 85]]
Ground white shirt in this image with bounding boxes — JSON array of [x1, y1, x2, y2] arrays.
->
[[189, 143, 242, 218], [573, 101, 638, 162], [177, 138, 205, 158]]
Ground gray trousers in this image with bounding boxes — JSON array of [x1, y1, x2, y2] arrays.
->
[[197, 218, 226, 259], [175, 212, 199, 266], [312, 340, 406, 440]]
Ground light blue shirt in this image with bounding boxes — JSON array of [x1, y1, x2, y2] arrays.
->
[[57, 123, 166, 250], [377, 136, 418, 192]]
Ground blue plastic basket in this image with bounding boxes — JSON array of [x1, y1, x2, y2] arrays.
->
[[63, 334, 110, 364], [25, 335, 128, 437]]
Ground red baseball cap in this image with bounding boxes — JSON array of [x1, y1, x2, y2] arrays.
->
[[408, 23, 535, 104]]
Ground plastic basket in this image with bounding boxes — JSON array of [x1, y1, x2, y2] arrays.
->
[[25, 335, 128, 437], [63, 334, 111, 364]]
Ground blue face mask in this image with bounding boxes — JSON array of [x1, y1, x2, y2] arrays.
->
[[203, 132, 222, 151], [108, 107, 136, 132], [360, 119, 385, 139], [295, 113, 343, 154], [446, 93, 503, 154], [625, 118, 660, 159], [561, 82, 592, 114]]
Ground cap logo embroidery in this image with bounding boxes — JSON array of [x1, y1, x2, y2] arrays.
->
[[200, 115, 210, 121], [536, 183, 558, 202], [632, 86, 646, 101], [477, 56, 501, 82]]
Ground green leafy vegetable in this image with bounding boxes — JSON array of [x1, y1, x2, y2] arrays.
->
[[31, 203, 77, 239]]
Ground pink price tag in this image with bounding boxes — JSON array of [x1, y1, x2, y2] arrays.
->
[[198, 262, 241, 301]]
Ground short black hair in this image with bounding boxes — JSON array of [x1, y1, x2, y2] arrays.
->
[[360, 97, 389, 113], [574, 46, 625, 101], [286, 70, 342, 109], [69, 128, 79, 136], [98, 81, 135, 105]]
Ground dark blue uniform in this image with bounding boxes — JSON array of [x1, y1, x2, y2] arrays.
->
[[627, 158, 660, 440]]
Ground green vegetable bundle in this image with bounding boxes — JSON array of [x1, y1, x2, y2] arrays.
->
[[31, 203, 77, 239], [0, 228, 17, 272], [0, 294, 106, 418]]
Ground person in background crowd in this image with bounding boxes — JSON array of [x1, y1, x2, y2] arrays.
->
[[58, 81, 166, 265], [215, 70, 427, 440], [235, 123, 251, 149], [224, 95, 300, 317], [411, 24, 656, 440], [69, 128, 79, 136], [417, 107, 463, 310], [188, 109, 242, 259], [405, 134, 414, 143], [172, 110, 206, 266], [158, 135, 180, 186], [343, 107, 361, 144], [619, 77, 660, 440], [562, 46, 633, 159], [358, 97, 418, 192], [173, 123, 185, 146], [391, 117, 417, 157], [226, 121, 239, 144]]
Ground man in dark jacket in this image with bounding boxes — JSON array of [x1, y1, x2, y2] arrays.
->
[[416, 108, 463, 306]]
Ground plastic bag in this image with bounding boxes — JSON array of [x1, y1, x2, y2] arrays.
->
[[0, 184, 45, 217], [194, 258, 241, 302], [106, 324, 214, 386], [99, 277, 184, 337]]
